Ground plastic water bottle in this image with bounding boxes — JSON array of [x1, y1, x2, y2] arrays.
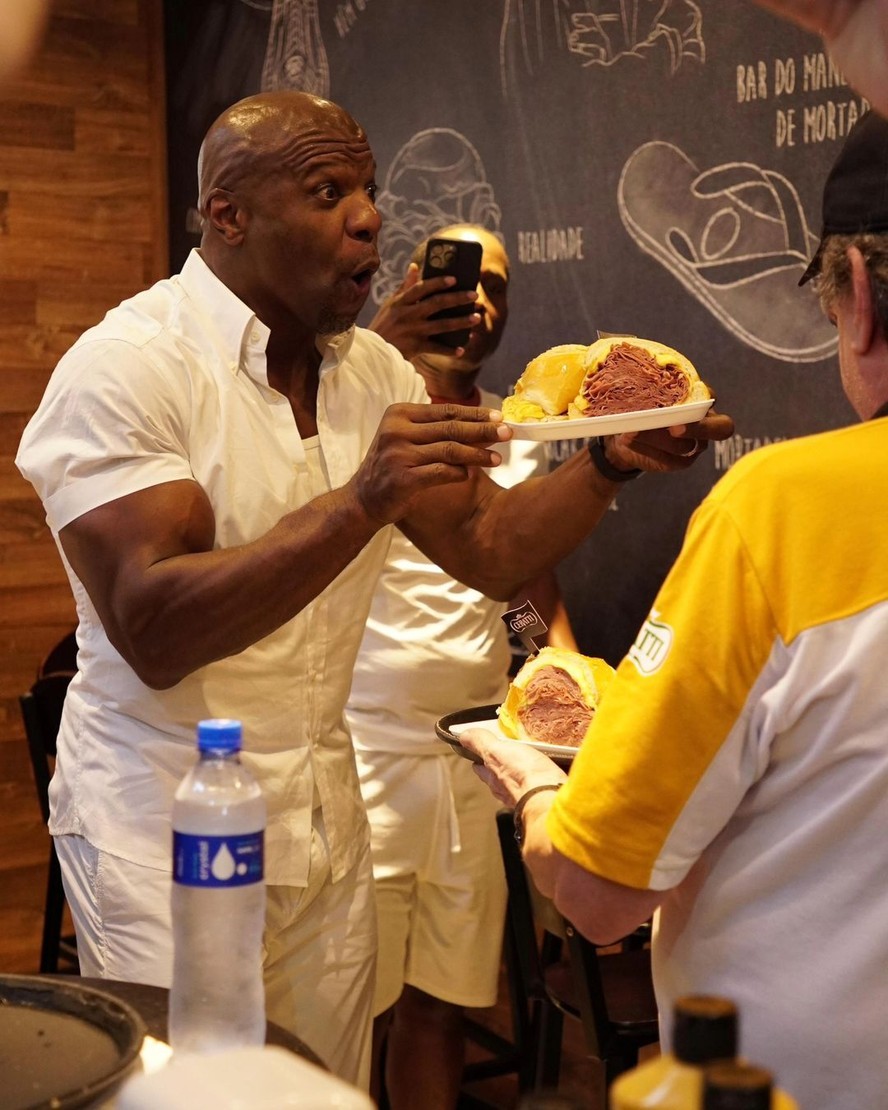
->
[[168, 718, 266, 1054]]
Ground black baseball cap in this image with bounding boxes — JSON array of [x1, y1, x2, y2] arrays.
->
[[800, 109, 888, 285]]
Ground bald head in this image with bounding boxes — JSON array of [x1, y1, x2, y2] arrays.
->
[[197, 91, 369, 216], [193, 87, 381, 341]]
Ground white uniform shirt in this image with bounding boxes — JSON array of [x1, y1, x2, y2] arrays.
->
[[16, 249, 426, 886], [346, 388, 547, 755], [549, 419, 888, 1110]]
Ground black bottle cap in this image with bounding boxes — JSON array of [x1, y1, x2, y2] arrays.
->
[[672, 995, 739, 1064], [703, 1062, 774, 1109]]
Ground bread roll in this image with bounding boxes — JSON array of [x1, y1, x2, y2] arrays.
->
[[500, 344, 588, 422], [501, 336, 710, 423]]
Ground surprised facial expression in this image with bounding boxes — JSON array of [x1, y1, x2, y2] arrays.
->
[[240, 117, 382, 338]]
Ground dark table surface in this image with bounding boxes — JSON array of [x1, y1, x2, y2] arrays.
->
[[60, 975, 327, 1069]]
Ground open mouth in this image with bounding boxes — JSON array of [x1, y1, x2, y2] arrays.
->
[[350, 268, 375, 296], [349, 253, 379, 297]]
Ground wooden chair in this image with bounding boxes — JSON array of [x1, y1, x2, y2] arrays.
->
[[19, 631, 79, 974], [494, 808, 660, 1093]]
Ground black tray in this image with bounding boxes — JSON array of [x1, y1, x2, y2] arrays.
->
[[436, 704, 577, 769], [0, 974, 146, 1110]]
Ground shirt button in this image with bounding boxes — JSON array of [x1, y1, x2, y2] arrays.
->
[[250, 327, 260, 343]]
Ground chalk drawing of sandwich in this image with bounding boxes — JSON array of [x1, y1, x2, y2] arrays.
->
[[618, 141, 838, 363]]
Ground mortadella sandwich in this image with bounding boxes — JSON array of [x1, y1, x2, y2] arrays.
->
[[568, 336, 710, 418], [501, 336, 710, 423], [497, 646, 615, 748]]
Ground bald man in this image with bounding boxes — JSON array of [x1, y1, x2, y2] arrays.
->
[[17, 91, 731, 1085]]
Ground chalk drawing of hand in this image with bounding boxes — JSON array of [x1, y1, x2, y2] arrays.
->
[[568, 1, 705, 71]]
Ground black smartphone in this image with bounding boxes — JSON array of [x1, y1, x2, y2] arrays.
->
[[421, 237, 483, 349]]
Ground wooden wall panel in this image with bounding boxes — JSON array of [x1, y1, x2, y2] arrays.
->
[[0, 0, 167, 972], [0, 103, 74, 150]]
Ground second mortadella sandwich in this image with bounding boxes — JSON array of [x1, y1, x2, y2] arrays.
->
[[497, 646, 615, 749]]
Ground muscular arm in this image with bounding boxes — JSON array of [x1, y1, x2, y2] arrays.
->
[[400, 413, 734, 601], [58, 401, 510, 689], [54, 385, 730, 686], [398, 445, 616, 602], [59, 478, 381, 689]]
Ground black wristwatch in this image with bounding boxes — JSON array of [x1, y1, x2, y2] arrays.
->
[[513, 783, 563, 845], [588, 436, 642, 482]]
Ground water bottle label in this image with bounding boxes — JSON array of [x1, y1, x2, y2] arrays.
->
[[173, 830, 264, 887]]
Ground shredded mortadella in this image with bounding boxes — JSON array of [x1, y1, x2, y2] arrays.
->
[[581, 342, 687, 416], [518, 666, 593, 747]]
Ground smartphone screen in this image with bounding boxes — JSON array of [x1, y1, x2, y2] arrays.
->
[[421, 237, 483, 349]]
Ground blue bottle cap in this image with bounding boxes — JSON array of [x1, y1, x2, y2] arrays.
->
[[196, 718, 243, 753]]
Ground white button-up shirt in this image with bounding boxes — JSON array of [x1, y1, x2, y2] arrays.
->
[[17, 249, 426, 886]]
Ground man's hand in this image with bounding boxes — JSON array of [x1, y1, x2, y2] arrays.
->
[[459, 727, 568, 807], [350, 402, 511, 524], [461, 726, 662, 943], [750, 0, 888, 116], [368, 263, 480, 360], [602, 409, 735, 474]]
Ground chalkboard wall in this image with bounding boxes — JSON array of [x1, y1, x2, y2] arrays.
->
[[164, 0, 864, 663]]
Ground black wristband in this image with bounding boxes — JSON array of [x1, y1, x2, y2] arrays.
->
[[588, 436, 642, 482], [513, 783, 563, 845]]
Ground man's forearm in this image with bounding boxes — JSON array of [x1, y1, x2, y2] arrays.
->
[[401, 445, 622, 600], [522, 798, 662, 946]]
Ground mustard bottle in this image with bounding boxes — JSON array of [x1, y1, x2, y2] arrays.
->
[[609, 995, 738, 1109], [703, 1061, 799, 1109]]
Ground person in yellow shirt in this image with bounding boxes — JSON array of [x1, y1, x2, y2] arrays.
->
[[463, 109, 888, 1110]]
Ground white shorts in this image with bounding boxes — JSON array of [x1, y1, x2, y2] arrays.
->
[[55, 819, 376, 1089], [355, 748, 507, 1014]]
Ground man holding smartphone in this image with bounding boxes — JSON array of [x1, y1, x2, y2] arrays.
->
[[355, 225, 577, 1108]]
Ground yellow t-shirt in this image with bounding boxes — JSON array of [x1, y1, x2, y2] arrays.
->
[[547, 417, 888, 1110]]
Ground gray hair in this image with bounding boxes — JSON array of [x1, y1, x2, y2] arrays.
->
[[817, 233, 888, 336]]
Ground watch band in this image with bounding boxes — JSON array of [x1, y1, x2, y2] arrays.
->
[[513, 783, 563, 845], [588, 436, 642, 482]]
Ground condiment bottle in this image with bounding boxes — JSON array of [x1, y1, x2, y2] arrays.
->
[[609, 995, 738, 1109], [702, 1061, 799, 1110]]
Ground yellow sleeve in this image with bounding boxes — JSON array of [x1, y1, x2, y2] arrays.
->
[[547, 491, 778, 890]]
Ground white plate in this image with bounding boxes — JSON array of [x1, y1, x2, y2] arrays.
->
[[505, 397, 715, 441], [435, 705, 578, 764]]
